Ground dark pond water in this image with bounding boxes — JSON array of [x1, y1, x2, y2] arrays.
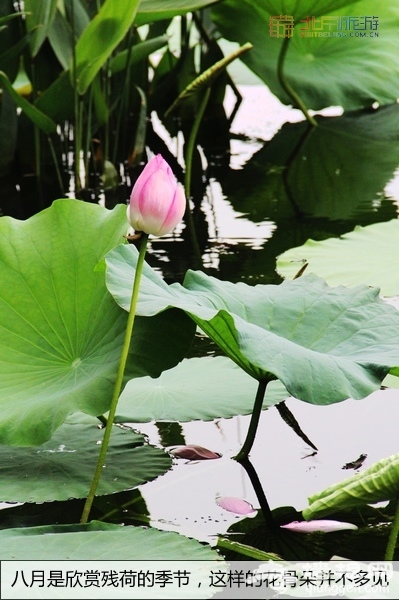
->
[[137, 389, 399, 541], [154, 81, 399, 284]]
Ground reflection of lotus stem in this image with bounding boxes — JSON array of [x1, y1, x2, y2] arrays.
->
[[80, 233, 150, 524], [283, 122, 316, 218], [384, 497, 399, 560], [239, 456, 278, 529], [277, 36, 317, 127], [183, 88, 211, 269], [234, 379, 270, 461]]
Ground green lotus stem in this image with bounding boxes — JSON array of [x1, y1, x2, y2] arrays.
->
[[183, 87, 211, 269], [234, 379, 270, 461], [384, 497, 399, 560], [277, 36, 317, 127], [75, 98, 84, 194], [30, 63, 44, 208], [84, 86, 94, 190], [47, 135, 65, 195], [71, 0, 82, 194], [112, 28, 134, 167], [96, 414, 107, 427], [80, 233, 149, 524], [184, 86, 211, 199]]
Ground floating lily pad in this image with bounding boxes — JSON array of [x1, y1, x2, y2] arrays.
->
[[276, 220, 399, 296], [0, 520, 221, 561], [116, 356, 288, 423], [0, 418, 172, 503]]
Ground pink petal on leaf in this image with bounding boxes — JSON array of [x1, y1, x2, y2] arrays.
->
[[170, 445, 222, 460], [281, 520, 358, 533], [216, 496, 257, 516]]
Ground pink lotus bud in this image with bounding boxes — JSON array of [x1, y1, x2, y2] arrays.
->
[[127, 154, 186, 236], [281, 520, 358, 533]]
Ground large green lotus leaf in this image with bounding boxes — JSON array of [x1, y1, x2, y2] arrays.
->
[[105, 244, 399, 405], [135, 0, 221, 26], [0, 521, 221, 561], [276, 220, 399, 297], [116, 356, 288, 422], [236, 0, 364, 21], [221, 105, 399, 224], [303, 453, 399, 520], [0, 200, 195, 447], [211, 0, 399, 110], [0, 418, 171, 503]]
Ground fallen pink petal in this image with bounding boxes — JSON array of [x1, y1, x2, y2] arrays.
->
[[281, 520, 358, 533], [216, 496, 258, 516], [169, 445, 222, 460]]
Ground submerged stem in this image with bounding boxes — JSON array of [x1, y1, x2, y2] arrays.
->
[[234, 379, 270, 462], [384, 497, 399, 560], [277, 36, 317, 127], [184, 87, 211, 199], [80, 233, 149, 524], [183, 87, 211, 269], [47, 136, 65, 195]]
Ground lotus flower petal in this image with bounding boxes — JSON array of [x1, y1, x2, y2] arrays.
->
[[127, 154, 186, 236], [216, 496, 257, 516], [170, 445, 222, 460], [281, 520, 358, 533]]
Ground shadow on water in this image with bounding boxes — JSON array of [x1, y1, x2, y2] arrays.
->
[[147, 102, 399, 283]]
